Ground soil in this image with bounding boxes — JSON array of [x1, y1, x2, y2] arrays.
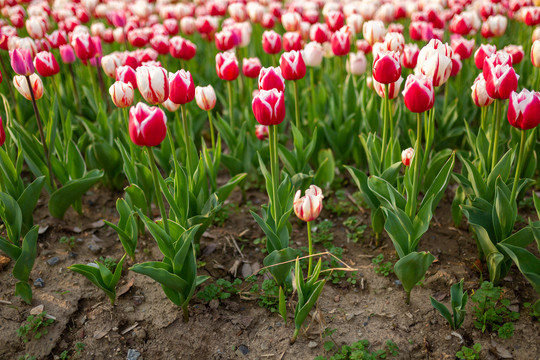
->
[[1, 184, 539, 360]]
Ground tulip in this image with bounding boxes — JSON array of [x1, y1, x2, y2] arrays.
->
[[252, 88, 286, 126], [136, 65, 169, 104], [215, 30, 238, 51], [373, 50, 401, 84], [533, 27, 540, 42], [0, 116, 5, 147], [116, 65, 137, 89], [523, 7, 540, 27], [243, 57, 262, 78], [451, 36, 475, 59], [481, 15, 507, 38], [303, 42, 324, 68], [59, 45, 76, 64], [485, 64, 519, 100], [347, 52, 367, 75], [483, 52, 512, 80], [474, 44, 496, 69], [325, 11, 344, 32], [450, 55, 462, 77], [109, 81, 134, 108], [449, 13, 473, 35], [258, 67, 285, 92], [310, 23, 330, 44], [401, 148, 414, 166], [402, 74, 435, 113], [347, 14, 364, 35], [168, 70, 195, 105], [384, 32, 405, 53], [195, 85, 217, 111], [129, 102, 167, 147], [127, 29, 150, 47], [330, 27, 351, 56], [26, 17, 47, 39], [215, 51, 239, 81], [150, 35, 170, 55], [34, 51, 59, 77], [13, 74, 43, 101], [356, 39, 372, 54], [363, 20, 386, 45], [10, 48, 34, 76], [262, 30, 282, 56], [101, 54, 121, 78], [373, 76, 403, 100], [170, 37, 197, 61], [532, 40, 540, 67], [281, 12, 301, 32], [283, 32, 302, 52], [180, 17, 196, 35], [279, 50, 306, 81], [508, 89, 540, 130], [72, 33, 97, 61], [471, 74, 494, 107], [417, 50, 453, 87], [503, 45, 524, 65], [47, 30, 67, 48], [402, 44, 419, 69], [255, 124, 269, 140]]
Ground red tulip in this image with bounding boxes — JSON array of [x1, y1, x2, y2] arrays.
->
[[325, 11, 344, 32], [196, 16, 218, 34], [401, 148, 414, 166], [129, 102, 167, 147], [523, 7, 540, 27], [116, 65, 137, 89], [215, 51, 239, 81], [373, 76, 403, 100], [59, 44, 76, 64], [258, 67, 285, 91], [109, 81, 134, 108], [170, 36, 197, 60], [164, 19, 179, 35], [10, 48, 35, 75], [451, 36, 475, 59], [34, 51, 59, 77], [402, 44, 419, 69], [261, 13, 275, 29], [46, 30, 67, 48], [372, 50, 401, 85], [279, 50, 306, 81], [136, 65, 169, 104], [471, 74, 494, 107], [252, 88, 286, 126], [309, 23, 330, 44], [449, 13, 473, 35], [356, 39, 372, 54], [0, 116, 5, 146], [485, 64, 519, 100], [417, 40, 453, 87], [72, 33, 96, 61], [262, 30, 282, 55], [384, 32, 405, 53], [283, 32, 302, 52], [503, 45, 524, 65], [474, 44, 496, 69], [243, 57, 262, 78], [255, 124, 269, 140], [483, 52, 512, 79], [331, 27, 351, 56], [481, 15, 507, 38], [168, 70, 195, 105], [508, 90, 540, 130], [215, 30, 238, 51], [402, 74, 435, 113], [150, 35, 170, 55]]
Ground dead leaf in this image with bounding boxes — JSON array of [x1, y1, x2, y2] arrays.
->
[[117, 278, 135, 297], [93, 328, 110, 339]]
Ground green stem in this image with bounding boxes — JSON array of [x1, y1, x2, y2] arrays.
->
[[290, 328, 299, 344], [387, 86, 394, 164], [405, 290, 411, 305], [487, 100, 498, 171], [207, 110, 216, 152], [68, 63, 81, 111], [480, 106, 487, 132], [408, 113, 423, 218], [182, 305, 189, 323], [510, 130, 526, 203], [268, 125, 280, 222], [293, 80, 300, 129], [166, 129, 178, 172], [227, 81, 234, 129], [307, 221, 313, 277], [420, 109, 433, 184], [491, 100, 502, 171], [380, 87, 389, 172], [309, 67, 316, 128], [146, 146, 170, 235], [181, 104, 193, 179], [279, 285, 287, 324]]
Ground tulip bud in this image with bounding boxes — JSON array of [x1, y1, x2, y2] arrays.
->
[[417, 51, 453, 87], [215, 30, 238, 51], [481, 15, 507, 38], [331, 27, 351, 56], [401, 148, 414, 166], [195, 85, 217, 111], [162, 99, 180, 112], [532, 40, 540, 68], [258, 67, 285, 91], [471, 74, 494, 107], [13, 73, 43, 101], [72, 33, 97, 61], [169, 36, 197, 60], [262, 30, 282, 55], [168, 69, 195, 105], [373, 76, 403, 100], [59, 44, 76, 64], [279, 50, 306, 81], [129, 102, 167, 147], [363, 20, 386, 46], [356, 39, 372, 54], [215, 51, 239, 81], [136, 65, 169, 104], [485, 64, 519, 100], [384, 32, 405, 53], [281, 12, 301, 32], [402, 44, 419, 69], [303, 42, 324, 68], [293, 185, 324, 222], [109, 81, 134, 108], [243, 57, 262, 78], [283, 32, 302, 52], [402, 74, 434, 113], [474, 44, 496, 69], [10, 48, 34, 75], [346, 52, 367, 75], [503, 45, 524, 65], [150, 35, 170, 55], [255, 124, 269, 140], [252, 88, 286, 126], [508, 89, 540, 130], [0, 116, 5, 146], [34, 51, 59, 77]]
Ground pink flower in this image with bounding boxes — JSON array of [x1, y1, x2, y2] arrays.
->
[[402, 74, 434, 113], [471, 74, 494, 107], [243, 57, 262, 78], [507, 89, 540, 130], [129, 102, 167, 147], [258, 67, 285, 91], [215, 51, 239, 81], [485, 64, 519, 100], [109, 81, 134, 108], [373, 76, 403, 100], [255, 124, 269, 140], [279, 50, 306, 81], [252, 88, 286, 126], [136, 65, 169, 104], [372, 50, 401, 84], [293, 185, 324, 222], [168, 69, 195, 105], [34, 51, 59, 77], [262, 30, 282, 55], [10, 48, 34, 75]]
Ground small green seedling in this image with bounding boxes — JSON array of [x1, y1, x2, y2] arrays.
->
[[456, 343, 482, 360], [372, 254, 393, 277], [17, 312, 54, 343], [430, 279, 468, 330], [59, 236, 76, 250]]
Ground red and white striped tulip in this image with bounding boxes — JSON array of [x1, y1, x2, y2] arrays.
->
[[401, 148, 414, 166], [283, 32, 302, 52], [10, 48, 34, 75], [471, 74, 494, 107], [34, 51, 59, 77], [474, 44, 496, 69], [402, 44, 419, 69], [503, 45, 524, 65], [293, 185, 324, 222], [451, 36, 475, 59], [402, 74, 435, 113], [13, 74, 43, 100], [532, 40, 540, 67], [195, 85, 217, 111], [252, 88, 286, 126], [168, 70, 195, 105], [243, 57, 262, 78], [280, 50, 306, 81], [170, 36, 197, 60], [216, 51, 239, 81], [508, 89, 540, 130], [129, 102, 167, 147], [363, 20, 386, 45], [136, 65, 169, 104], [109, 81, 134, 108], [258, 67, 285, 91], [485, 64, 519, 100], [373, 76, 403, 100], [373, 50, 401, 84], [262, 30, 282, 55], [255, 124, 269, 140], [331, 26, 351, 56]]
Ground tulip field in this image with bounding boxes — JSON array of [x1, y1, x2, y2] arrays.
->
[[2, 0, 540, 359]]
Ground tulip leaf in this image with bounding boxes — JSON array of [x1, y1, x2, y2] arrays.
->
[[48, 169, 104, 218], [137, 210, 174, 260], [0, 192, 22, 245], [382, 207, 413, 258], [498, 243, 540, 295], [130, 262, 189, 293], [394, 251, 435, 293], [216, 173, 247, 202], [12, 226, 39, 284], [17, 176, 45, 235], [422, 152, 455, 212], [368, 176, 407, 211], [0, 237, 22, 260], [264, 247, 298, 287], [15, 281, 33, 305], [345, 166, 379, 211]]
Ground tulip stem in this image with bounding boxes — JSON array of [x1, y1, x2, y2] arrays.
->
[[268, 125, 279, 222], [180, 104, 193, 179], [420, 109, 434, 185], [490, 100, 502, 171], [146, 146, 170, 235], [408, 113, 423, 218], [227, 81, 234, 129], [25, 75, 55, 191], [0, 55, 16, 103], [307, 221, 313, 278], [68, 63, 81, 111], [380, 88, 389, 172], [293, 80, 300, 130], [182, 304, 189, 323], [480, 106, 487, 133], [510, 130, 526, 204], [309, 68, 316, 128], [207, 110, 216, 152], [387, 85, 394, 164]]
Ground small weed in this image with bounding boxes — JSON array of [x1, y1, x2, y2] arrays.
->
[[59, 236, 75, 250], [343, 216, 367, 243], [315, 338, 399, 359], [17, 312, 54, 343], [18, 356, 36, 360], [313, 220, 334, 244], [196, 278, 242, 302], [456, 343, 482, 360], [524, 302, 540, 321], [325, 190, 357, 216], [197, 260, 207, 269], [214, 203, 238, 227], [98, 257, 118, 272], [372, 254, 393, 277]]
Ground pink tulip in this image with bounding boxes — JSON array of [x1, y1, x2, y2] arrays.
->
[[503, 45, 524, 65], [109, 81, 134, 108], [279, 50, 306, 81], [136, 65, 169, 104], [485, 64, 519, 100], [170, 36, 197, 60], [402, 74, 435, 113], [402, 44, 419, 69], [283, 32, 302, 52], [215, 51, 239, 81], [262, 30, 282, 55], [331, 27, 351, 56], [243, 57, 262, 78], [129, 102, 167, 147], [10, 48, 34, 75], [508, 89, 540, 130], [373, 76, 403, 100], [474, 44, 496, 69], [372, 50, 401, 84], [258, 67, 285, 91], [451, 36, 475, 59], [168, 70, 195, 105], [252, 88, 286, 126]]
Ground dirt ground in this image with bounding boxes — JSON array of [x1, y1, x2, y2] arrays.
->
[[1, 184, 539, 360]]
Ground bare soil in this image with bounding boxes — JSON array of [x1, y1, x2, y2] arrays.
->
[[1, 185, 539, 360]]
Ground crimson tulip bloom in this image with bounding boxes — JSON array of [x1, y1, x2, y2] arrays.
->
[[170, 37, 197, 60], [258, 67, 285, 91], [216, 51, 239, 81], [168, 70, 195, 105], [485, 64, 519, 100], [450, 55, 462, 77], [310, 23, 330, 44], [325, 11, 344, 32], [47, 30, 67, 48], [474, 44, 496, 69], [10, 48, 34, 76], [150, 35, 170, 55], [129, 103, 167, 147], [34, 51, 60, 77], [402, 74, 435, 113], [523, 7, 540, 27], [402, 44, 419, 69], [136, 65, 169, 104], [283, 32, 302, 52], [331, 27, 351, 56], [372, 50, 401, 84], [262, 30, 282, 55], [451, 36, 475, 59], [417, 44, 453, 87], [72, 33, 97, 61], [109, 81, 134, 108], [280, 50, 306, 81], [507, 90, 540, 130], [252, 88, 286, 126], [243, 57, 262, 78], [471, 74, 494, 107], [59, 45, 76, 64], [356, 39, 372, 54], [116, 65, 137, 89], [449, 14, 473, 35], [127, 29, 150, 47], [372, 76, 403, 100], [503, 45, 524, 65], [482, 52, 512, 80], [215, 30, 238, 51]]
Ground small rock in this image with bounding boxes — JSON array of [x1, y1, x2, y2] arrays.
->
[[394, 280, 402, 286], [237, 345, 249, 355], [491, 341, 513, 359], [126, 349, 141, 360], [88, 244, 102, 254], [308, 341, 318, 349], [508, 304, 519, 313], [124, 306, 135, 313], [241, 263, 252, 278], [444, 335, 451, 340], [334, 295, 341, 303], [68, 252, 78, 259], [34, 278, 45, 288], [346, 313, 355, 321], [47, 256, 60, 266], [260, 343, 269, 351], [209, 299, 219, 310], [0, 255, 11, 271], [202, 243, 217, 256], [90, 220, 105, 229], [133, 328, 146, 340], [30, 305, 44, 315], [38, 225, 49, 235]]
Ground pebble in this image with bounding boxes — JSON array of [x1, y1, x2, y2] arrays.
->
[[34, 278, 45, 288], [260, 343, 269, 351], [394, 280, 402, 286], [346, 313, 355, 321], [88, 244, 102, 254], [334, 295, 341, 302], [0, 255, 10, 270], [124, 306, 135, 313], [47, 256, 60, 266], [237, 345, 249, 355], [308, 341, 318, 349], [68, 252, 78, 259], [126, 349, 141, 360], [133, 328, 146, 340]]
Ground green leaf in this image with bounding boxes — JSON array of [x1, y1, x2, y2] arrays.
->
[[394, 251, 435, 293], [48, 170, 104, 218], [216, 173, 247, 202], [15, 281, 33, 305], [314, 149, 335, 188], [0, 237, 22, 260], [0, 192, 22, 245], [69, 263, 114, 300], [368, 176, 407, 210], [263, 247, 298, 286], [430, 297, 453, 328], [17, 176, 45, 235], [129, 262, 189, 293], [12, 226, 39, 283], [382, 207, 413, 258], [421, 153, 455, 212], [498, 243, 540, 295]]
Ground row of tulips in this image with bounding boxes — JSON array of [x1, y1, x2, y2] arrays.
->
[[0, 0, 540, 346]]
